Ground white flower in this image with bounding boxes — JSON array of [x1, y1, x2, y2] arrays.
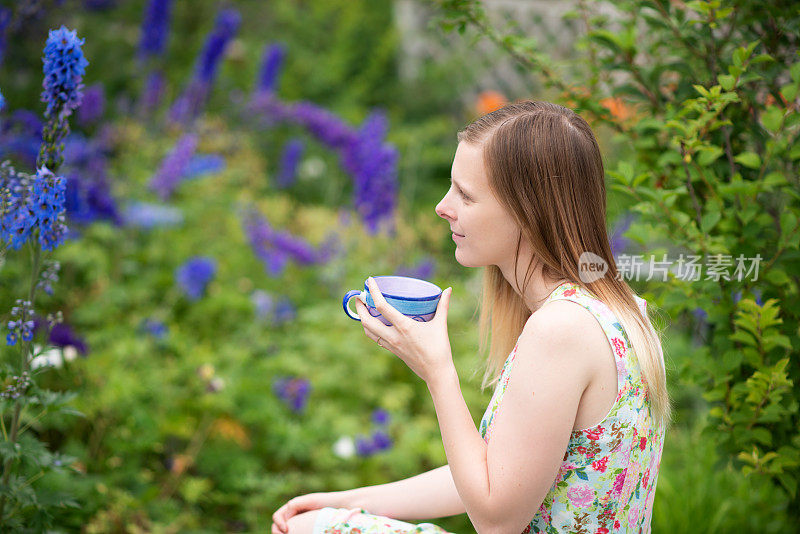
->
[[299, 157, 325, 179], [30, 344, 78, 369], [332, 435, 355, 459]]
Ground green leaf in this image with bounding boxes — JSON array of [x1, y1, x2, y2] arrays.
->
[[735, 151, 761, 169], [697, 146, 724, 166], [763, 171, 788, 188], [761, 106, 784, 133], [791, 63, 800, 84], [718, 74, 736, 91], [693, 84, 710, 97], [781, 83, 798, 103], [701, 211, 721, 232]]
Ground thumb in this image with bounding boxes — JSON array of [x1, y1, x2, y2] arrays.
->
[[436, 287, 452, 321]]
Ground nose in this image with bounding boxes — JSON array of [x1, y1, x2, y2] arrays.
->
[[435, 190, 455, 221]]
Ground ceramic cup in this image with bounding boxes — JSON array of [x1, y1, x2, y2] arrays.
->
[[342, 276, 442, 326]]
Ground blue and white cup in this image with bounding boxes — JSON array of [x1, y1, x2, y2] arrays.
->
[[342, 276, 443, 326]]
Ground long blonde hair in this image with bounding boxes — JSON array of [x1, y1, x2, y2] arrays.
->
[[460, 100, 671, 428]]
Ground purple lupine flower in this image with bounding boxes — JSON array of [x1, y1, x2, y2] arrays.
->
[[41, 26, 89, 119], [276, 138, 304, 188], [140, 70, 166, 114], [242, 207, 335, 277], [371, 429, 392, 451], [169, 8, 240, 124], [149, 133, 198, 200], [754, 288, 763, 306], [0, 88, 4, 111], [140, 318, 168, 339], [139, 0, 173, 59], [395, 258, 435, 280], [272, 377, 311, 414], [609, 212, 635, 257], [182, 153, 225, 180], [197, 8, 240, 83], [48, 322, 88, 354], [255, 42, 286, 94], [77, 83, 104, 125], [342, 110, 398, 234], [290, 101, 357, 152], [355, 435, 376, 457], [372, 409, 390, 426], [175, 256, 216, 300]]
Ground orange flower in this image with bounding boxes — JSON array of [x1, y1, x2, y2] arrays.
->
[[170, 454, 192, 475], [211, 416, 252, 448], [475, 90, 507, 115], [600, 96, 635, 121]]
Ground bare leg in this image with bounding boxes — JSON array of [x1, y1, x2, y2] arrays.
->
[[287, 509, 321, 534]]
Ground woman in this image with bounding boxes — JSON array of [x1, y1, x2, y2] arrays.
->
[[272, 100, 670, 534]]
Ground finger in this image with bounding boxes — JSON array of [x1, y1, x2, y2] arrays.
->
[[366, 277, 406, 327], [435, 287, 452, 323], [355, 295, 391, 342]]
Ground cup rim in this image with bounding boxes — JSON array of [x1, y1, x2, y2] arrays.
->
[[365, 275, 442, 302]]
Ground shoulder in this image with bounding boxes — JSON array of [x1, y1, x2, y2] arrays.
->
[[516, 299, 602, 384]]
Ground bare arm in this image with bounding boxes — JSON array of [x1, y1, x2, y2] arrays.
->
[[340, 464, 466, 521]]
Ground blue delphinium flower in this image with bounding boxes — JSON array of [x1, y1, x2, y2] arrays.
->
[[175, 257, 216, 300], [2, 165, 68, 252], [372, 408, 390, 426], [41, 26, 89, 119], [276, 138, 304, 188], [272, 377, 311, 414], [0, 88, 5, 111], [139, 0, 173, 59], [6, 300, 34, 346], [149, 133, 198, 200], [77, 83, 104, 125], [255, 42, 286, 94], [182, 153, 225, 180], [30, 166, 68, 251], [273, 298, 296, 324]]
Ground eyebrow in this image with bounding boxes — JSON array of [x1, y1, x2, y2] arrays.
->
[[450, 176, 474, 197]]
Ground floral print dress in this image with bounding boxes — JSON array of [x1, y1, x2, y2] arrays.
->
[[478, 282, 666, 534]]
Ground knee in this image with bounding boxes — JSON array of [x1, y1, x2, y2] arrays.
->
[[286, 510, 320, 534]]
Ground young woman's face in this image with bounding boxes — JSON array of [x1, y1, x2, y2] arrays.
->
[[434, 142, 522, 269]]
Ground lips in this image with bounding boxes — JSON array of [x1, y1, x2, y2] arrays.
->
[[451, 230, 465, 237]]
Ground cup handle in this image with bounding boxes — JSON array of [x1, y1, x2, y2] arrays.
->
[[343, 290, 366, 321]]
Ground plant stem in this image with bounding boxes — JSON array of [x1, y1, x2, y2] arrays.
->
[[0, 244, 42, 520]]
